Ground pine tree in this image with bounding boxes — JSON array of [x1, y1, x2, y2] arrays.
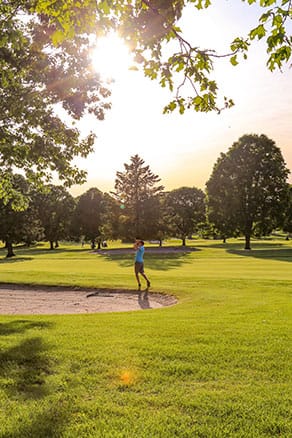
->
[[113, 155, 164, 240]]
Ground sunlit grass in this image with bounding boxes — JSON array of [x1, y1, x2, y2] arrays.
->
[[0, 238, 292, 437]]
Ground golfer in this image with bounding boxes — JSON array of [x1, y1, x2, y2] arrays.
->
[[134, 240, 151, 291]]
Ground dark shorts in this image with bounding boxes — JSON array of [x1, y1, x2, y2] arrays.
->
[[135, 262, 144, 274]]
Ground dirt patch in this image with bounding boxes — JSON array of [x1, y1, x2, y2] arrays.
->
[[0, 284, 177, 315]]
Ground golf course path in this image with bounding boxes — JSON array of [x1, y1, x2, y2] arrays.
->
[[0, 284, 177, 315]]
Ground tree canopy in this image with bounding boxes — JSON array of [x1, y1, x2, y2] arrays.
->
[[164, 186, 206, 245], [206, 134, 290, 249], [113, 154, 164, 240], [32, 0, 292, 114], [0, 0, 111, 207], [34, 185, 76, 249], [73, 187, 108, 249], [0, 174, 43, 257]]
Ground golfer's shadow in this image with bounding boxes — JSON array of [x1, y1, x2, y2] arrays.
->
[[138, 291, 151, 309]]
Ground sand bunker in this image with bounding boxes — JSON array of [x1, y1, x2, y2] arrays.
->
[[0, 284, 177, 315]]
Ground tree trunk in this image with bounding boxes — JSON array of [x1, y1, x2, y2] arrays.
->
[[49, 240, 54, 250], [6, 241, 15, 258], [244, 234, 251, 250], [97, 240, 101, 249], [55, 241, 59, 248], [91, 240, 96, 249], [159, 239, 162, 247], [223, 236, 226, 243], [182, 237, 186, 246]]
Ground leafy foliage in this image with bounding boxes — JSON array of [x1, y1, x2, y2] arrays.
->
[[73, 187, 108, 248], [0, 175, 43, 257], [1, 1, 291, 208], [206, 134, 290, 249], [283, 185, 292, 236], [164, 186, 206, 245], [0, 1, 111, 207], [33, 0, 291, 114], [113, 154, 164, 240], [33, 185, 76, 249]]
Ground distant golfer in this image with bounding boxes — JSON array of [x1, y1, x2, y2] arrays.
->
[[134, 239, 151, 291]]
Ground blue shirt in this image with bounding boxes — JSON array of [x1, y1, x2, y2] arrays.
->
[[135, 246, 144, 263]]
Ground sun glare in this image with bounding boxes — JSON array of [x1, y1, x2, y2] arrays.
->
[[91, 33, 133, 81]]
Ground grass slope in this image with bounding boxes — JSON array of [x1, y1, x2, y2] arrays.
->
[[0, 239, 291, 437]]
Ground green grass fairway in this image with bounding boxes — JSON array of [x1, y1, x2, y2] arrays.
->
[[0, 239, 292, 437]]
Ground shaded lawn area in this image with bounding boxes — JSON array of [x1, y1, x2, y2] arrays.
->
[[99, 251, 194, 271], [0, 240, 292, 437]]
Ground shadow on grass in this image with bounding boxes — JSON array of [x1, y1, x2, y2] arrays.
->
[[195, 241, 287, 250], [227, 247, 292, 262], [0, 243, 91, 259], [0, 336, 55, 399], [0, 257, 33, 264], [0, 320, 53, 336], [2, 403, 69, 438], [0, 248, 88, 257], [101, 251, 194, 271], [22, 247, 89, 255]]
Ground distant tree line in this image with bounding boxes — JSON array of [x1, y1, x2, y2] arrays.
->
[[0, 134, 291, 257]]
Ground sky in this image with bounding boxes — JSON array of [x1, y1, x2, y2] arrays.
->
[[70, 0, 292, 196]]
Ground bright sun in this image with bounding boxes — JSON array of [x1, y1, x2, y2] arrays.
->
[[91, 33, 133, 81]]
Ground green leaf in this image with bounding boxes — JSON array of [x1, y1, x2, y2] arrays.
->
[[51, 29, 65, 45], [272, 14, 283, 27], [260, 0, 277, 6], [230, 55, 238, 66], [169, 101, 177, 111], [249, 24, 266, 40], [179, 104, 185, 114], [98, 1, 110, 15]]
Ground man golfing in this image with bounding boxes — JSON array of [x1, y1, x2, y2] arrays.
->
[[134, 239, 151, 291]]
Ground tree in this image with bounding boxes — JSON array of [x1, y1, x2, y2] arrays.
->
[[143, 194, 170, 245], [0, 1, 111, 208], [73, 188, 108, 249], [113, 155, 164, 240], [0, 175, 43, 257], [101, 192, 125, 242], [206, 134, 289, 250], [283, 185, 292, 239], [32, 1, 292, 114], [206, 173, 241, 244], [164, 187, 206, 246], [33, 185, 76, 250]]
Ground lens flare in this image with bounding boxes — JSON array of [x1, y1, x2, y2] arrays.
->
[[91, 33, 133, 81], [118, 368, 138, 386]]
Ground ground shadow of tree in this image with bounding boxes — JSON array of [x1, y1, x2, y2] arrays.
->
[[0, 320, 70, 437], [101, 251, 194, 271], [195, 241, 287, 250], [0, 337, 55, 398], [0, 245, 89, 258], [20, 247, 89, 256], [227, 247, 292, 262], [0, 257, 33, 264], [2, 403, 69, 438], [0, 320, 53, 336]]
